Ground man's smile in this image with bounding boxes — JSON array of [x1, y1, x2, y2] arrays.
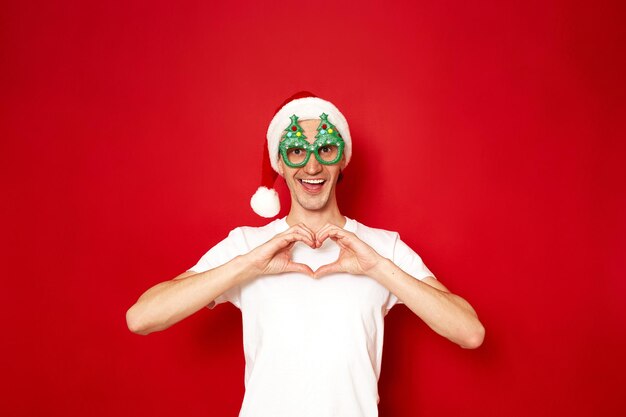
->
[[298, 178, 327, 193]]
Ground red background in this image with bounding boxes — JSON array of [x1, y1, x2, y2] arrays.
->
[[2, 0, 625, 416]]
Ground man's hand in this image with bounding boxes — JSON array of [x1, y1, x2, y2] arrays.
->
[[244, 223, 317, 278], [314, 223, 385, 278]]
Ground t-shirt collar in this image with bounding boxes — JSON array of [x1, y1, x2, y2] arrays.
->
[[275, 216, 356, 234]]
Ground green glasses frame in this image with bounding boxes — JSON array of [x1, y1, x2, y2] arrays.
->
[[278, 113, 345, 168], [279, 137, 345, 168]]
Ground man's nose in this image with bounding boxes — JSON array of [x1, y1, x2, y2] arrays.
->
[[304, 153, 322, 174]]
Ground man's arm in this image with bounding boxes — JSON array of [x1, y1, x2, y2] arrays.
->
[[371, 262, 484, 349], [314, 224, 485, 349], [126, 256, 253, 335], [125, 223, 317, 335]]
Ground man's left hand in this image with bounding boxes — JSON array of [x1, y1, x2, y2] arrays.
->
[[314, 223, 385, 278]]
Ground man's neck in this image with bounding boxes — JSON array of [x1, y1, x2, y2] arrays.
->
[[285, 204, 346, 232]]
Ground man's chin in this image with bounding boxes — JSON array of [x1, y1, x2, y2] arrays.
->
[[295, 194, 330, 211]]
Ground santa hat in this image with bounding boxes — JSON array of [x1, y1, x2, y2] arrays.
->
[[250, 91, 352, 218]]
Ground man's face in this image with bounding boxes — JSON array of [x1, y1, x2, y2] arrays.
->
[[277, 119, 346, 212]]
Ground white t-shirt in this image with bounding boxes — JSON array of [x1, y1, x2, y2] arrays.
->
[[188, 216, 435, 417]]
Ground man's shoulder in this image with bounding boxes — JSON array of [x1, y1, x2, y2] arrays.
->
[[349, 218, 399, 248], [234, 220, 279, 234], [350, 218, 399, 236], [226, 218, 283, 245]]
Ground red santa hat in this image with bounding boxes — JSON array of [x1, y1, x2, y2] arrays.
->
[[250, 91, 352, 217]]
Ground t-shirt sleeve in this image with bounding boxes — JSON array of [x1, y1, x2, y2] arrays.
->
[[386, 233, 436, 311], [186, 228, 244, 310]]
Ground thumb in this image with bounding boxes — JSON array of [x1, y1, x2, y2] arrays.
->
[[314, 262, 343, 279], [285, 262, 315, 277]]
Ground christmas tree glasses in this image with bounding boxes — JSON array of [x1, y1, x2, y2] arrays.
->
[[279, 113, 345, 168]]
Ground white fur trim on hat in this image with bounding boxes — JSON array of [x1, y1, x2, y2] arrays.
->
[[266, 97, 352, 173], [250, 186, 280, 218]]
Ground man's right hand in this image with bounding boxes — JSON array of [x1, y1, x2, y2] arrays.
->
[[243, 223, 317, 278]]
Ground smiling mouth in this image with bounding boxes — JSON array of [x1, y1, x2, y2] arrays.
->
[[298, 178, 326, 193]]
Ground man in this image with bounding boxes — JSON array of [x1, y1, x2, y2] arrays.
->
[[126, 92, 485, 417]]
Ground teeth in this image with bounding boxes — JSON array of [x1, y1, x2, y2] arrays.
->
[[301, 179, 325, 184]]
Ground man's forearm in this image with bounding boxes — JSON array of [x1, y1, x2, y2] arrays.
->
[[126, 255, 254, 335], [371, 258, 484, 348]]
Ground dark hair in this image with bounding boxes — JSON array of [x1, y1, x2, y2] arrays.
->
[[337, 171, 344, 184]]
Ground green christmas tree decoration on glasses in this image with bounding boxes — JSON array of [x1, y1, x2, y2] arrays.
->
[[279, 113, 345, 168]]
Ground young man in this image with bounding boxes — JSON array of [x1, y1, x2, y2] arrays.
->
[[126, 92, 485, 417]]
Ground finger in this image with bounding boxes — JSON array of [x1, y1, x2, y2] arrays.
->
[[317, 227, 348, 246], [278, 232, 316, 249], [334, 238, 349, 250], [306, 224, 325, 248], [315, 224, 342, 245], [314, 224, 331, 246], [285, 262, 315, 276], [287, 224, 315, 244], [289, 223, 314, 237], [314, 261, 343, 279], [295, 223, 316, 241], [316, 222, 339, 236], [268, 236, 312, 256]]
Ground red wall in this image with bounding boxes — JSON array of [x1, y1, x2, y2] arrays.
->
[[2, 1, 624, 416]]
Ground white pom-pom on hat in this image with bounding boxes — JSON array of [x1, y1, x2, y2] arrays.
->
[[250, 186, 280, 218], [250, 137, 281, 217]]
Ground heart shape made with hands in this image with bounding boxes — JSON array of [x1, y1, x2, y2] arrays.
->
[[277, 223, 378, 279], [291, 232, 341, 277]]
